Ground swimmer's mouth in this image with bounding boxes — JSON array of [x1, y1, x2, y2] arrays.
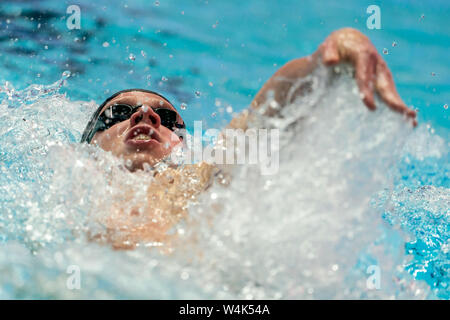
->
[[125, 125, 161, 146]]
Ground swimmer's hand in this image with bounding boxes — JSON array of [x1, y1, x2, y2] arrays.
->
[[319, 28, 417, 126]]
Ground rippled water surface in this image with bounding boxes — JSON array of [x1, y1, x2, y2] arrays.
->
[[0, 0, 448, 299]]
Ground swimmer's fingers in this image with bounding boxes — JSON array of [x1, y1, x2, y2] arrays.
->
[[355, 52, 377, 111], [320, 37, 340, 65], [375, 57, 418, 127]]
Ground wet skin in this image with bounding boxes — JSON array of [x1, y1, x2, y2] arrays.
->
[[91, 91, 184, 171], [92, 28, 417, 172], [89, 28, 417, 249]]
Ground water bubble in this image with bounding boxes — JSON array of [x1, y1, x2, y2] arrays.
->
[[128, 53, 136, 61], [269, 100, 279, 110], [431, 72, 436, 76], [382, 48, 389, 55], [444, 104, 448, 110], [208, 82, 214, 87], [62, 70, 71, 79], [143, 163, 152, 172], [154, 1, 160, 6], [392, 41, 397, 47], [180, 103, 187, 110], [161, 76, 168, 82], [141, 50, 146, 57], [102, 42, 110, 48], [195, 91, 201, 97]]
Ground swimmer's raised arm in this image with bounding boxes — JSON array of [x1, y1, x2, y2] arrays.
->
[[228, 28, 417, 129]]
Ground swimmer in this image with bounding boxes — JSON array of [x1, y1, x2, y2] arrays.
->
[[81, 28, 417, 249]]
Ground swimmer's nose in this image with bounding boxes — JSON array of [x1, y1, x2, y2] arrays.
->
[[129, 105, 161, 128]]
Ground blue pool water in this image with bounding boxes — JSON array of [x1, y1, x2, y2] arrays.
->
[[0, 0, 448, 299]]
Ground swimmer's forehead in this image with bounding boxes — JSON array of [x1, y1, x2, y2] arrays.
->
[[100, 91, 177, 114]]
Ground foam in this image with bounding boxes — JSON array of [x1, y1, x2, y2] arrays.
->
[[0, 66, 447, 298]]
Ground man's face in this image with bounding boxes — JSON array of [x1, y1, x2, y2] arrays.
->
[[91, 91, 184, 171]]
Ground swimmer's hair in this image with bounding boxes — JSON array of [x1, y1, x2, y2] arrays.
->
[[80, 88, 179, 143]]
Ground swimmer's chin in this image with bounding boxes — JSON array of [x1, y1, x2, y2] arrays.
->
[[123, 154, 178, 173], [127, 160, 159, 172], [119, 154, 160, 172]]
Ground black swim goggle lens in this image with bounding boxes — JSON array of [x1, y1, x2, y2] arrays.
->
[[94, 103, 185, 133]]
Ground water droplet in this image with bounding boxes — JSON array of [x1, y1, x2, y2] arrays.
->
[[208, 82, 214, 87], [431, 72, 436, 76], [382, 48, 389, 55], [141, 50, 146, 57], [180, 103, 187, 110], [444, 104, 448, 110], [195, 90, 201, 97], [129, 53, 136, 61], [154, 1, 160, 6], [62, 70, 71, 78], [392, 41, 397, 47], [102, 42, 110, 47], [162, 76, 168, 81], [269, 100, 279, 110]]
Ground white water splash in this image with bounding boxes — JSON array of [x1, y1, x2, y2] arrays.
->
[[0, 66, 447, 299]]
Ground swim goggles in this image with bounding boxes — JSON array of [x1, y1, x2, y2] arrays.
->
[[80, 89, 185, 143]]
